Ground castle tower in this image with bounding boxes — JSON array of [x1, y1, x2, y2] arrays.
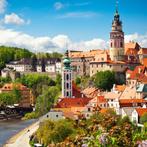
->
[[110, 2, 124, 61], [62, 50, 72, 98]]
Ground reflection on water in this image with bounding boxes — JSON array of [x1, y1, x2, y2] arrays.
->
[[0, 119, 36, 147]]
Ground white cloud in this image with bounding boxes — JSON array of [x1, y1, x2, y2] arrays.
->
[[3, 13, 27, 25], [0, 29, 108, 53], [125, 33, 147, 47], [54, 2, 64, 10], [57, 12, 97, 19], [0, 0, 7, 14], [0, 29, 146, 53]]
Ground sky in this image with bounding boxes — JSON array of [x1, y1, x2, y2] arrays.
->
[[0, 0, 147, 52]]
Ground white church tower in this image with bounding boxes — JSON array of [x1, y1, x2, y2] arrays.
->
[[62, 50, 72, 98]]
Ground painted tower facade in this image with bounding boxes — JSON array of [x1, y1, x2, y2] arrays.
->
[[110, 8, 125, 61], [62, 50, 72, 98]]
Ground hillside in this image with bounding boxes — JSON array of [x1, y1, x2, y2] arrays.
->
[[0, 46, 33, 70]]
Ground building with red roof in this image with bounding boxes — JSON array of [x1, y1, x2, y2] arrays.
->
[[132, 108, 147, 124], [0, 83, 34, 108]]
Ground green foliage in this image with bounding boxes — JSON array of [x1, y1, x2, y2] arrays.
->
[[36, 52, 63, 59], [33, 110, 146, 147], [140, 112, 147, 124], [35, 86, 60, 116], [0, 77, 11, 87], [36, 119, 74, 146], [0, 46, 33, 70], [55, 74, 62, 90], [16, 74, 56, 98], [93, 70, 115, 91], [22, 112, 38, 120], [0, 87, 21, 106], [75, 76, 81, 85]]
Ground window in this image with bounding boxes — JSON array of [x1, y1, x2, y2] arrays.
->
[[101, 64, 103, 67], [66, 74, 69, 80], [88, 108, 91, 112], [56, 115, 59, 118], [66, 92, 69, 97], [111, 42, 112, 47], [67, 83, 69, 89], [120, 42, 123, 48]]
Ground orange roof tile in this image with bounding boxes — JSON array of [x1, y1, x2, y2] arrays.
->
[[136, 108, 147, 117], [116, 85, 126, 92], [55, 98, 92, 108], [1, 83, 29, 91], [142, 58, 147, 67], [120, 99, 147, 104], [138, 48, 147, 55]]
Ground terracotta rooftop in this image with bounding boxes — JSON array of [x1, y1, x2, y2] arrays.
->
[[138, 48, 147, 55], [115, 85, 126, 92], [72, 82, 85, 98], [142, 58, 147, 67], [125, 42, 140, 53], [69, 49, 109, 58], [0, 83, 29, 91], [55, 98, 92, 108], [136, 108, 147, 117], [82, 87, 99, 98], [120, 99, 147, 104]]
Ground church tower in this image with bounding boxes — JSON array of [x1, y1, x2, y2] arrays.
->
[[62, 50, 73, 98], [110, 2, 124, 61]]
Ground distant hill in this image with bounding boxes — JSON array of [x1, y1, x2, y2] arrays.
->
[[0, 46, 33, 70], [0, 46, 63, 70]]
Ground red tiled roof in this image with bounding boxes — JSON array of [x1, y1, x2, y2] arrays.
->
[[136, 108, 147, 117], [0, 83, 29, 91], [72, 82, 85, 98], [55, 98, 92, 108], [125, 42, 140, 54], [97, 96, 107, 103], [128, 66, 147, 83], [116, 85, 126, 92], [120, 99, 147, 104], [142, 58, 147, 67], [138, 48, 147, 55]]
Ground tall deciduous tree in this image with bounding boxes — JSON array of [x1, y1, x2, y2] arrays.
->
[[93, 70, 115, 91]]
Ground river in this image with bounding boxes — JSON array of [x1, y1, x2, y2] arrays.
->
[[0, 119, 37, 147]]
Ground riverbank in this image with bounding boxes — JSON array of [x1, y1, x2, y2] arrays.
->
[[4, 121, 39, 147]]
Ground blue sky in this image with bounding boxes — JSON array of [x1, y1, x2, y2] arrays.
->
[[0, 0, 146, 52]]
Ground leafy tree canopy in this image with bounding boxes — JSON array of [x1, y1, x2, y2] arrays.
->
[[93, 70, 115, 91]]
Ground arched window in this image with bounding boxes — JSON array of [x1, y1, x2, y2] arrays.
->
[[120, 42, 123, 48], [111, 42, 113, 48], [66, 92, 69, 97], [66, 74, 69, 80], [67, 83, 69, 89]]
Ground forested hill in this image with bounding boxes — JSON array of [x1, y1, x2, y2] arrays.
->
[[0, 46, 34, 70], [0, 46, 63, 70]]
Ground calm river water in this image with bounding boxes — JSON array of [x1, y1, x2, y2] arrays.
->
[[0, 119, 36, 147]]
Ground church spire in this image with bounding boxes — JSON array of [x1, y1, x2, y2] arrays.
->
[[109, 0, 125, 61], [116, 0, 119, 13]]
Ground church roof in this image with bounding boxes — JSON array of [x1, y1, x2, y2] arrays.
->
[[55, 98, 92, 108]]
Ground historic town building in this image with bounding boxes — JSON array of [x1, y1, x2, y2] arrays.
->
[[62, 50, 73, 98], [110, 8, 125, 61]]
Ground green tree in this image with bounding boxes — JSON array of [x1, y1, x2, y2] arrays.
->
[[140, 112, 147, 124], [93, 70, 115, 91], [75, 76, 81, 85], [35, 86, 60, 116]]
